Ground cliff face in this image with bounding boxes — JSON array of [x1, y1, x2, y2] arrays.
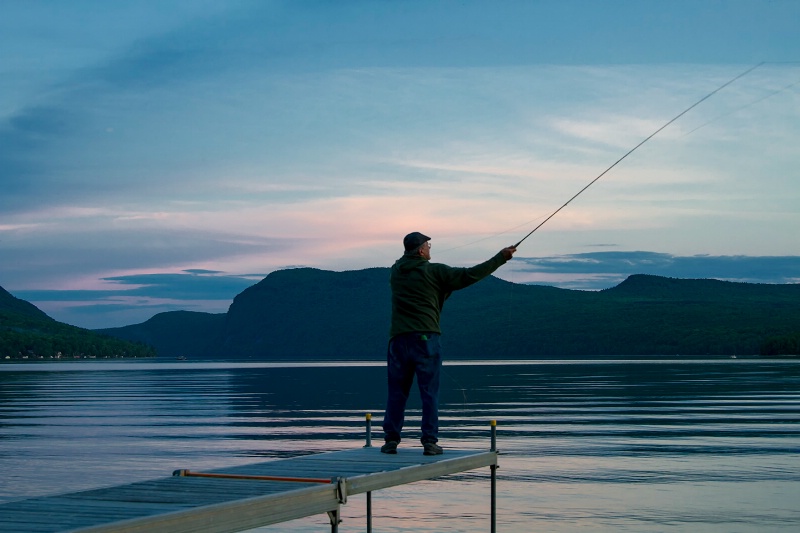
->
[[221, 267, 391, 359]]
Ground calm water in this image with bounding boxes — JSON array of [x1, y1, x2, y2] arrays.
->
[[1, 359, 799, 532]]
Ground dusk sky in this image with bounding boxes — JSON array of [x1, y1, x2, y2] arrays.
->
[[2, 1, 799, 329]]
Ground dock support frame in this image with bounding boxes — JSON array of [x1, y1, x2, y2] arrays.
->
[[326, 509, 340, 533], [362, 415, 498, 532], [364, 413, 373, 532]]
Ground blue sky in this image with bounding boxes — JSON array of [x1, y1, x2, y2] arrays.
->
[[2, 1, 799, 329]]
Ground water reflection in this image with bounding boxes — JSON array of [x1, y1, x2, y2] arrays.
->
[[1, 359, 799, 531]]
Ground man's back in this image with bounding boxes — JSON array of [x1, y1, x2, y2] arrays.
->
[[389, 250, 509, 338]]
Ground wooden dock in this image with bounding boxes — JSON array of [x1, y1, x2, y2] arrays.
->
[[0, 446, 498, 532]]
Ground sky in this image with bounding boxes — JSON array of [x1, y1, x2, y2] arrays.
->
[[2, 0, 799, 329]]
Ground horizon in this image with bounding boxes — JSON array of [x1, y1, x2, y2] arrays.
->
[[2, 1, 799, 329]]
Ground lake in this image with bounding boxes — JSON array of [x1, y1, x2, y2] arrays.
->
[[1, 358, 799, 532]]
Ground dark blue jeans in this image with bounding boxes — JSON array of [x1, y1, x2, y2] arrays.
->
[[382, 332, 442, 444]]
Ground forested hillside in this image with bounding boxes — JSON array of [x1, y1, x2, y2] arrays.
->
[[98, 311, 226, 358], [1, 286, 156, 360], [98, 270, 800, 360]]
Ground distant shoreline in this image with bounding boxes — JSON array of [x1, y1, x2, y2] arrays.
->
[[4, 355, 799, 374]]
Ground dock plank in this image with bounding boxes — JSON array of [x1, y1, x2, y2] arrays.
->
[[0, 447, 497, 533]]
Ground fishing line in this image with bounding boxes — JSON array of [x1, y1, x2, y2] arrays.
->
[[437, 213, 550, 254], [682, 77, 800, 138], [442, 365, 469, 404], [512, 62, 766, 249]]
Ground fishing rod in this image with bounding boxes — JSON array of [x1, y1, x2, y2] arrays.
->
[[513, 62, 765, 249]]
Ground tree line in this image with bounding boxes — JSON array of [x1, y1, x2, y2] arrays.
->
[[760, 333, 800, 356], [1, 311, 156, 360]]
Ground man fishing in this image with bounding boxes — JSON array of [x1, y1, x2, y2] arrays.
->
[[381, 231, 517, 455], [379, 64, 764, 456]]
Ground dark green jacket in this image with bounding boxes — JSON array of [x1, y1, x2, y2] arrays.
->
[[389, 251, 508, 338]]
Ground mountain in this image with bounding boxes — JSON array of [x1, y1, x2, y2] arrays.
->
[[98, 270, 800, 360], [98, 311, 226, 359], [0, 285, 157, 360], [0, 286, 51, 320], [98, 267, 390, 359]]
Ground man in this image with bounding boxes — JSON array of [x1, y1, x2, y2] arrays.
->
[[381, 231, 517, 455]]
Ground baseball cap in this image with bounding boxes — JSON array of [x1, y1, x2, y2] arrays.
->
[[403, 231, 430, 252]]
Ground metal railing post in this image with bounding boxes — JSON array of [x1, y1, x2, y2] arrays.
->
[[365, 412, 373, 532], [490, 419, 497, 533], [364, 412, 372, 448], [366, 491, 372, 533]]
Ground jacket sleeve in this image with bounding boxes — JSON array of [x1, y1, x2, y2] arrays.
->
[[432, 252, 507, 293]]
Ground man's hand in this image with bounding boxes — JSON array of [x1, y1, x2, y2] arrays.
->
[[501, 246, 517, 260]]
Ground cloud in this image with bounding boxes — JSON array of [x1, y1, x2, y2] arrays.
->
[[0, 223, 290, 289], [101, 271, 262, 300], [511, 251, 800, 289], [10, 270, 260, 329], [14, 270, 259, 303], [0, 105, 82, 203], [3, 3, 796, 210]]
